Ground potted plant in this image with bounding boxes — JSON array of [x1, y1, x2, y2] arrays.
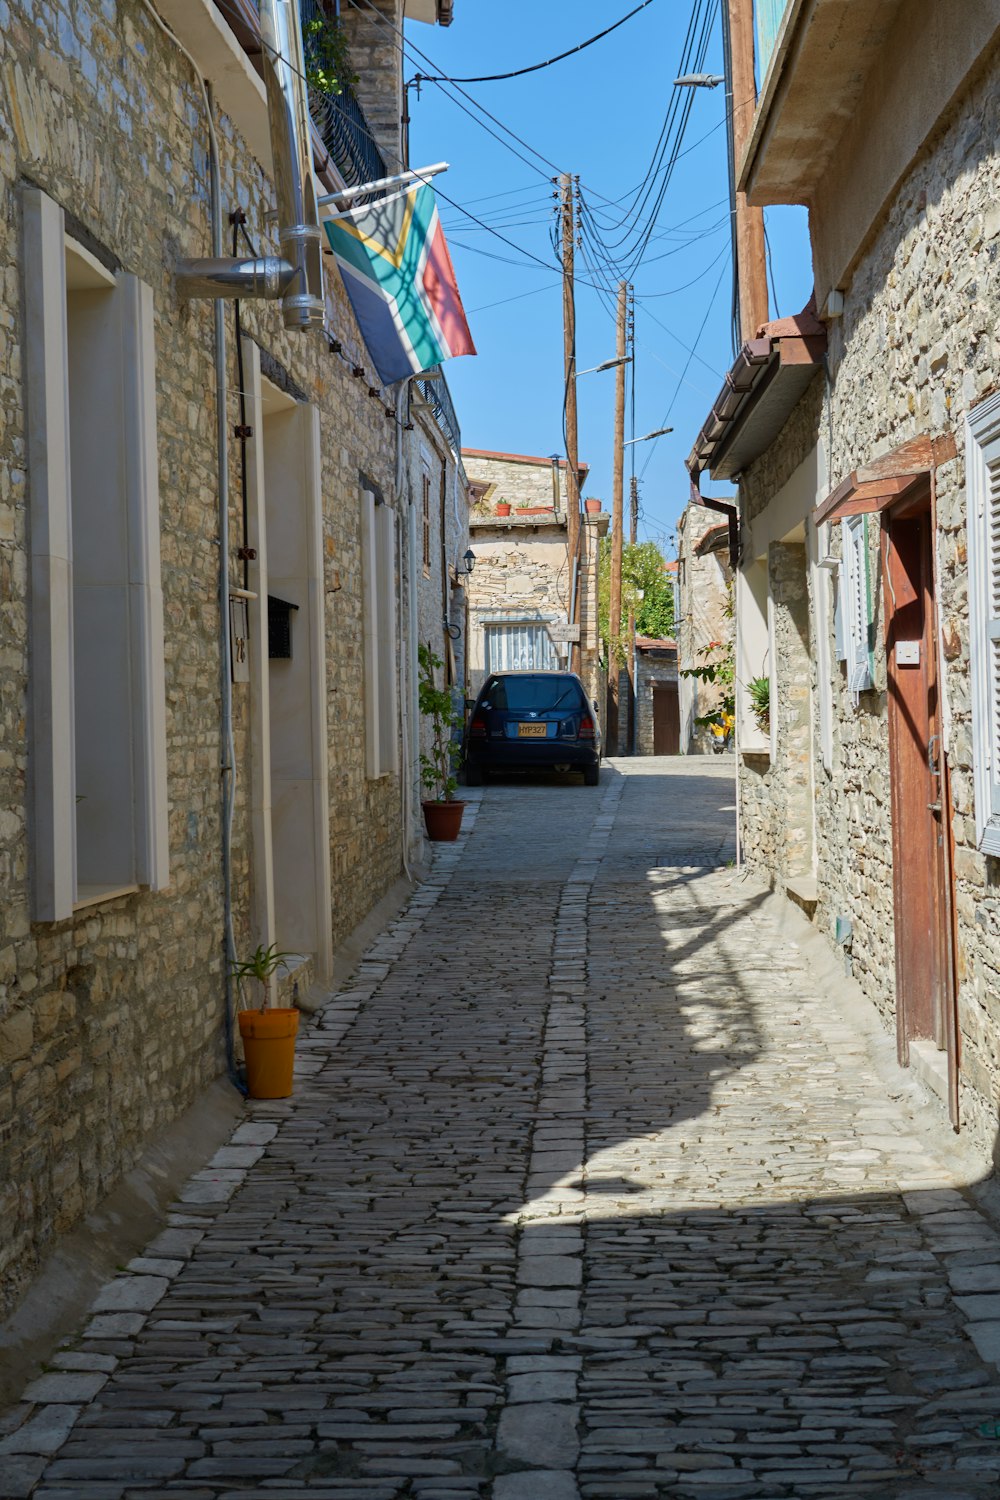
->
[[495, 498, 512, 517], [748, 675, 771, 735], [584, 498, 602, 514], [418, 643, 465, 840], [232, 943, 299, 1099]]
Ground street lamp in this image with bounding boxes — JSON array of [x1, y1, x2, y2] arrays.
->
[[623, 426, 673, 446], [674, 72, 725, 88], [575, 355, 633, 376]]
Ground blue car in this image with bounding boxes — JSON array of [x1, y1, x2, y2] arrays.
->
[[463, 671, 602, 786]]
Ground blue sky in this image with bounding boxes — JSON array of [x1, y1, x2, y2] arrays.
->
[[402, 0, 813, 555]]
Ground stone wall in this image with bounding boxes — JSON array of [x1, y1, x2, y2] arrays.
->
[[464, 454, 605, 699], [634, 651, 679, 756], [463, 451, 570, 516], [676, 505, 733, 753], [735, 61, 1000, 1155], [0, 0, 414, 1316]]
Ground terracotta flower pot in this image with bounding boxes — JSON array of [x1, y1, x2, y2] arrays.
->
[[515, 506, 553, 517], [422, 800, 465, 841], [584, 499, 601, 514], [495, 503, 511, 516], [238, 1007, 299, 1098]]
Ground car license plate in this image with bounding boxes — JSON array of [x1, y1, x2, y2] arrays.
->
[[518, 722, 547, 738]]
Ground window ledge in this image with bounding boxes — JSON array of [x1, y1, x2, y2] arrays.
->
[[74, 883, 140, 911]]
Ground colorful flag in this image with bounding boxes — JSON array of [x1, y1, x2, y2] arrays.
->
[[321, 183, 476, 385]]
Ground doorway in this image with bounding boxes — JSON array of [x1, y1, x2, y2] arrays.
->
[[881, 493, 951, 1061], [652, 684, 680, 755], [244, 343, 333, 988]]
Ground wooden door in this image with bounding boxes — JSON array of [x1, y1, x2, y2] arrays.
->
[[652, 684, 680, 755], [882, 499, 949, 1057]]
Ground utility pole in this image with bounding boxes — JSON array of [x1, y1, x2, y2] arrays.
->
[[727, 0, 768, 341], [625, 472, 639, 754], [608, 279, 627, 756], [560, 172, 582, 674]]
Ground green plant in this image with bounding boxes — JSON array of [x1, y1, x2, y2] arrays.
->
[[230, 943, 297, 1011], [747, 675, 771, 734], [302, 15, 358, 97], [598, 537, 676, 661], [680, 581, 735, 740], [418, 643, 462, 802]]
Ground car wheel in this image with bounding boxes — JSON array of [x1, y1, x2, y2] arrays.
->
[[583, 764, 600, 786], [464, 763, 484, 786]]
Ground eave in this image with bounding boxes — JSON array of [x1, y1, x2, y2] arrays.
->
[[740, 0, 906, 207], [687, 311, 826, 483]]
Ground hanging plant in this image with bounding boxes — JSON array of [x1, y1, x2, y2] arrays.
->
[[303, 15, 358, 97]]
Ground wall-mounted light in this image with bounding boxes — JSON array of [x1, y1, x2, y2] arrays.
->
[[461, 548, 476, 574]]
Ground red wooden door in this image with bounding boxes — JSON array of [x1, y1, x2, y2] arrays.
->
[[652, 684, 680, 755], [882, 500, 949, 1056]]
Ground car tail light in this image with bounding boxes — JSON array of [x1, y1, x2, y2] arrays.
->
[[578, 715, 595, 739], [470, 715, 487, 738]]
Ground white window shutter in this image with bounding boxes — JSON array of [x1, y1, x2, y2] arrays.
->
[[986, 458, 1000, 818], [842, 517, 873, 696], [965, 398, 1000, 855]]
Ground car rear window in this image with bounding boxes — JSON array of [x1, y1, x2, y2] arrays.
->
[[486, 676, 585, 713]]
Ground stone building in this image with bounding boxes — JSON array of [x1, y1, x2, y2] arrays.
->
[[462, 450, 608, 705], [0, 0, 465, 1326], [675, 502, 735, 753], [687, 1, 1000, 1155], [633, 638, 680, 756]]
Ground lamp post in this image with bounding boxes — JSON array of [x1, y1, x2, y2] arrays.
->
[[564, 353, 632, 674]]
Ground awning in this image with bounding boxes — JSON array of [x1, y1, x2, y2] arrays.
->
[[813, 432, 958, 527], [687, 306, 827, 482]]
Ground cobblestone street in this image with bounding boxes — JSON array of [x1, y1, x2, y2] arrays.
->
[[5, 758, 1000, 1499]]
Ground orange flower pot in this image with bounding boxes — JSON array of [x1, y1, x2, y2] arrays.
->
[[238, 1007, 299, 1098]]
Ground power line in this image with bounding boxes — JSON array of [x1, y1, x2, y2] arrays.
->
[[412, 0, 658, 83]]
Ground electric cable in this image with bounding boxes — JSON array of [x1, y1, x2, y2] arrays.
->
[[412, 0, 658, 83]]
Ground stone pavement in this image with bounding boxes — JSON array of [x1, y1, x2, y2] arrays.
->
[[4, 757, 1000, 1499]]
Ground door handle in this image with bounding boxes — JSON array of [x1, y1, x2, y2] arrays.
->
[[927, 802, 942, 814], [927, 733, 941, 781]]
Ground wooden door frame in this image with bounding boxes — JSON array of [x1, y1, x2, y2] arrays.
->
[[880, 487, 958, 1119]]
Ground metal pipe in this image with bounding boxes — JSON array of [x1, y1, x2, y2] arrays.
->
[[259, 0, 325, 329], [177, 256, 295, 301], [318, 160, 449, 208]]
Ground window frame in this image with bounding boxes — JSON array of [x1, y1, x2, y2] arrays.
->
[[24, 188, 168, 920]]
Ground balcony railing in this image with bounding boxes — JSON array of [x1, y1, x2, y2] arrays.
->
[[755, 0, 788, 82], [300, 0, 388, 195], [417, 368, 461, 456], [215, 0, 388, 195]]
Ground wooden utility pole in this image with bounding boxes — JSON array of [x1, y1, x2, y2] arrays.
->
[[727, 0, 768, 341], [625, 472, 639, 754], [561, 172, 581, 674], [608, 279, 627, 755]]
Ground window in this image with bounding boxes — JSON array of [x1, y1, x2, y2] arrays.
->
[[966, 394, 1000, 856], [422, 472, 432, 573], [24, 189, 168, 919], [841, 515, 874, 697], [485, 621, 560, 674], [361, 490, 399, 778]]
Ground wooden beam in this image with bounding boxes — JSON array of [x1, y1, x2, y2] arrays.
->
[[813, 431, 957, 527]]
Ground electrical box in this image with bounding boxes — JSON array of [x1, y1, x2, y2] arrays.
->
[[896, 640, 920, 667], [268, 595, 299, 659]]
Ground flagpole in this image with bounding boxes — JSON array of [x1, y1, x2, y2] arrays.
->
[[317, 162, 449, 210]]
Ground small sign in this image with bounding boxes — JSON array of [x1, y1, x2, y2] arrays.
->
[[547, 622, 580, 643], [896, 640, 920, 667]]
